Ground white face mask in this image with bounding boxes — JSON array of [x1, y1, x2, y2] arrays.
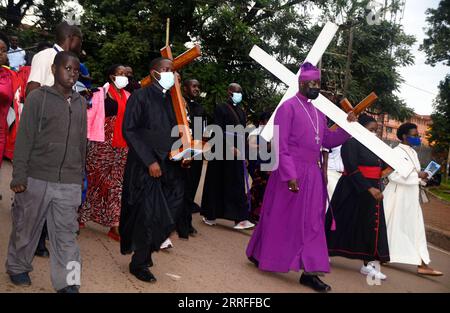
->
[[155, 71, 175, 90], [114, 76, 129, 90], [232, 92, 243, 105]]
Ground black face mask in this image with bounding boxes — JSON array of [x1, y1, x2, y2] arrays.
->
[[306, 88, 320, 100]]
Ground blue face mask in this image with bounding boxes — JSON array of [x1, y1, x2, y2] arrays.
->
[[407, 136, 421, 147], [232, 92, 243, 105]]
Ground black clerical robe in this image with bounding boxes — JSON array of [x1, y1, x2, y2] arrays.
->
[[325, 138, 390, 262], [120, 84, 184, 255], [201, 101, 249, 222], [185, 99, 207, 199], [176, 98, 207, 238]]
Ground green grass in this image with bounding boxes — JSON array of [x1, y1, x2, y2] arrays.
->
[[429, 179, 450, 202]]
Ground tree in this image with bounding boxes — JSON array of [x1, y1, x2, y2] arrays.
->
[[79, 0, 321, 120], [1, 0, 65, 29], [1, 0, 73, 57], [428, 75, 450, 178], [420, 0, 450, 66], [0, 0, 34, 28], [319, 0, 415, 121], [78, 0, 415, 123], [421, 0, 450, 177], [31, 0, 65, 31]]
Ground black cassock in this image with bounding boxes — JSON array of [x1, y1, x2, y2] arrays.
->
[[176, 98, 207, 238], [201, 101, 249, 222], [120, 84, 184, 255], [325, 138, 390, 262]]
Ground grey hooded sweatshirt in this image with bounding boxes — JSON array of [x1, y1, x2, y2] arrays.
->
[[11, 86, 87, 188]]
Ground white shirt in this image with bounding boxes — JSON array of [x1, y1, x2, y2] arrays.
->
[[249, 126, 264, 137], [327, 145, 344, 172], [8, 47, 26, 69], [27, 44, 64, 87]]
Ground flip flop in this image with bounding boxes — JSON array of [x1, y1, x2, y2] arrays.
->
[[417, 268, 443, 276]]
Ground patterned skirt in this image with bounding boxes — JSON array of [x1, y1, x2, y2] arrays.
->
[[249, 168, 270, 223], [79, 116, 128, 227]]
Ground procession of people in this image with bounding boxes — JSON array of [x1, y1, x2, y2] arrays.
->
[[0, 20, 445, 294]]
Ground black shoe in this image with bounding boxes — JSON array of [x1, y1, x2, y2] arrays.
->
[[130, 266, 157, 283], [9, 273, 31, 286], [299, 274, 331, 293], [248, 256, 259, 268], [189, 226, 198, 236], [249, 214, 259, 224], [35, 247, 50, 258], [57, 285, 80, 293], [177, 232, 189, 240]]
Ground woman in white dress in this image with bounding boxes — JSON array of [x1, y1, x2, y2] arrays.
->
[[383, 123, 443, 276]]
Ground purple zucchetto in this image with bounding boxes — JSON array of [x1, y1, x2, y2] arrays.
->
[[299, 62, 321, 82]]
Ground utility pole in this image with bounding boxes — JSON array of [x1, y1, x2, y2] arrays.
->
[[343, 26, 354, 98]]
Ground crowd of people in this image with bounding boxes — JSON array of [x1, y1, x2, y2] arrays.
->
[[0, 21, 444, 293]]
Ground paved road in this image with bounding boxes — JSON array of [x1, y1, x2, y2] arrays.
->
[[0, 161, 449, 293]]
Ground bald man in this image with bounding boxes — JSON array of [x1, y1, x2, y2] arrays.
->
[[201, 83, 255, 230]]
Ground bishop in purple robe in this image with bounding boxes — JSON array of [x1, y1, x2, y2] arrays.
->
[[246, 62, 356, 292]]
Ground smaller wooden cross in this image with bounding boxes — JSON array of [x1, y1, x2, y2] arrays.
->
[[329, 92, 378, 130]]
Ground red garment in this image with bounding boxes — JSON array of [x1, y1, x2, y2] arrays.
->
[[0, 66, 15, 167], [108, 86, 128, 148], [5, 66, 30, 160], [344, 166, 382, 179], [79, 116, 128, 227]]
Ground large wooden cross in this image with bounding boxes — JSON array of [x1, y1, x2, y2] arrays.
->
[[249, 22, 414, 177], [142, 44, 204, 160]]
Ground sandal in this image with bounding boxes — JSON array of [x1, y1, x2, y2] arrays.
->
[[418, 267, 443, 276]]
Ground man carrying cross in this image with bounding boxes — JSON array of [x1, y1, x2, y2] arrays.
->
[[246, 62, 356, 292], [119, 57, 185, 283]]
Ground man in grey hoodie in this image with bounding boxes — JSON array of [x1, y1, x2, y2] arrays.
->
[[6, 51, 87, 293]]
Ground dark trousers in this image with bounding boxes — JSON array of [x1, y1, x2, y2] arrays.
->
[[176, 160, 203, 238], [187, 160, 203, 213], [130, 246, 153, 270]]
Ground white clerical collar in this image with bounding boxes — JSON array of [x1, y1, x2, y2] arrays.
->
[[54, 44, 64, 52]]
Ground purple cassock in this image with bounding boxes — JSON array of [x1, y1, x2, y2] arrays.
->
[[246, 91, 350, 273]]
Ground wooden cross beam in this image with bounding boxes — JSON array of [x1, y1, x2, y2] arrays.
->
[[140, 45, 201, 88], [330, 92, 378, 130], [159, 44, 204, 160]]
